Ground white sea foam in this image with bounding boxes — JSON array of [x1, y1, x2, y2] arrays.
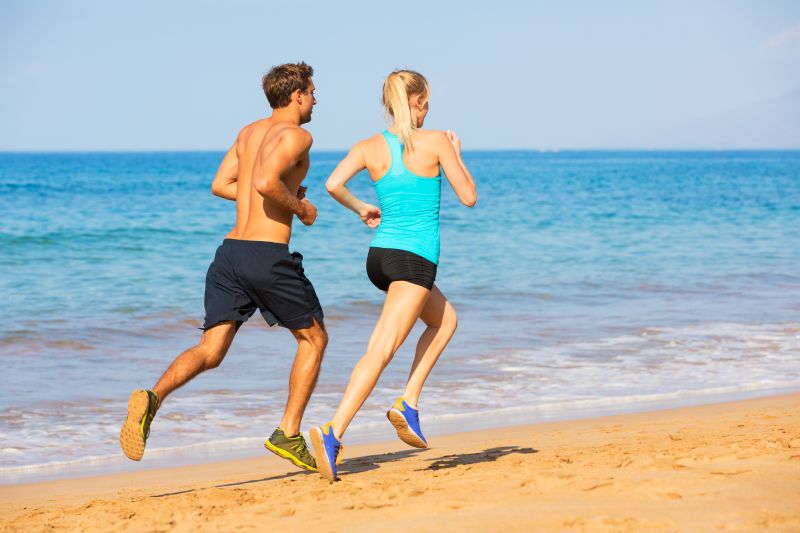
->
[[2, 320, 799, 483]]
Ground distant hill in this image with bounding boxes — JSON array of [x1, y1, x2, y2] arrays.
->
[[651, 88, 800, 149]]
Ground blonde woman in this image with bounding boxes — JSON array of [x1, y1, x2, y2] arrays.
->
[[310, 70, 477, 481]]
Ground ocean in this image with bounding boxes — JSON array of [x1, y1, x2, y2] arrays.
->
[[1, 150, 799, 482]]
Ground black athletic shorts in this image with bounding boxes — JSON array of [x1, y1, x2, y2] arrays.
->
[[366, 247, 437, 292], [202, 239, 323, 330]]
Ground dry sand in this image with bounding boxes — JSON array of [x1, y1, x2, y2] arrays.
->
[[2, 393, 799, 532]]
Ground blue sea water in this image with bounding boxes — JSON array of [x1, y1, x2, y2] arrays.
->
[[1, 150, 799, 481]]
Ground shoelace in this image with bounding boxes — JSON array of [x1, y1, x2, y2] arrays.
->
[[290, 440, 309, 455]]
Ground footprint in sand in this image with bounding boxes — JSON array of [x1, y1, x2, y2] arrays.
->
[[616, 478, 684, 501], [561, 515, 673, 532], [519, 472, 575, 494], [710, 469, 751, 476], [581, 479, 615, 492]]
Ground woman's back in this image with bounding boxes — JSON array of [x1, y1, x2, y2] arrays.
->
[[366, 129, 442, 265], [360, 129, 444, 181]]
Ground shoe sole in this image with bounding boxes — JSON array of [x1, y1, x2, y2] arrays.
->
[[119, 390, 149, 461], [387, 409, 428, 449], [263, 440, 317, 472], [309, 427, 337, 483]]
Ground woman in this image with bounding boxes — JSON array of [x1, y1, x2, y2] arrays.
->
[[310, 70, 477, 482]]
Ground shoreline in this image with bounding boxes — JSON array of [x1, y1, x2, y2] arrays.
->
[[3, 393, 799, 531], [4, 385, 798, 486]]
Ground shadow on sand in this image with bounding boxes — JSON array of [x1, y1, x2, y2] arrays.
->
[[150, 447, 534, 497], [150, 449, 427, 497], [420, 446, 538, 471], [338, 448, 427, 475], [150, 471, 308, 498]]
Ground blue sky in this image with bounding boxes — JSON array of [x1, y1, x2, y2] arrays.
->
[[2, 1, 799, 150]]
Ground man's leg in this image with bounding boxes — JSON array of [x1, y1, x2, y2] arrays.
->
[[263, 318, 327, 472], [121, 321, 238, 461], [152, 321, 238, 408], [280, 318, 328, 436]]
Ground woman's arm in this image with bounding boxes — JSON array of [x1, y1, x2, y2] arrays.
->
[[437, 131, 477, 207], [325, 145, 382, 228], [211, 142, 239, 201]]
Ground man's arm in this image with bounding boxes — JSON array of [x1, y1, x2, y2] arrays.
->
[[253, 128, 316, 225], [211, 142, 239, 201]]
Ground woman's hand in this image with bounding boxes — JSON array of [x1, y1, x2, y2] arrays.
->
[[439, 130, 477, 207], [359, 204, 381, 228], [446, 130, 462, 156]]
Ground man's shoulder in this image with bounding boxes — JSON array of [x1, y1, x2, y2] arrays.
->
[[240, 117, 270, 133], [274, 126, 312, 157], [256, 125, 312, 163], [278, 125, 312, 143], [234, 118, 266, 146]]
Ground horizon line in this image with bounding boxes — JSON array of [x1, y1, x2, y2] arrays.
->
[[2, 147, 800, 154]]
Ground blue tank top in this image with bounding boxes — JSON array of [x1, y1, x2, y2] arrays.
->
[[370, 130, 442, 264]]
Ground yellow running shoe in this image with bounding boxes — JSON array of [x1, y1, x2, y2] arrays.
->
[[264, 428, 317, 472], [119, 389, 158, 461]]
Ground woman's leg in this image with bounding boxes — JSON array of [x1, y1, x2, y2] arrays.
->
[[403, 284, 458, 406], [329, 281, 430, 439]]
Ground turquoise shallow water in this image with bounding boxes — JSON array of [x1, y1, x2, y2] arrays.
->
[[1, 150, 799, 481]]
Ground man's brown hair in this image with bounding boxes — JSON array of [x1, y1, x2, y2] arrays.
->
[[262, 62, 314, 109]]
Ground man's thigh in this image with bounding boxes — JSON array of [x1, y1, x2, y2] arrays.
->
[[199, 320, 238, 353]]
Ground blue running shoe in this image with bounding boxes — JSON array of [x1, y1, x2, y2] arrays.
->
[[310, 423, 341, 482], [387, 397, 428, 449]]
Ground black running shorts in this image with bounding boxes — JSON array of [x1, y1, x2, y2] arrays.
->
[[366, 247, 437, 292], [202, 239, 323, 330]]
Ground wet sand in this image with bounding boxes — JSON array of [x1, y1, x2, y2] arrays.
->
[[2, 393, 799, 532]]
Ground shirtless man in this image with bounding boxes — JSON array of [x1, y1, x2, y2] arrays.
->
[[119, 62, 326, 472]]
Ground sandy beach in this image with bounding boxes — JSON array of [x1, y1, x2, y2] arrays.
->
[[1, 393, 798, 532]]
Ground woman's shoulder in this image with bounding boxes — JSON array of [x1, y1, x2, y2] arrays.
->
[[415, 129, 449, 143], [415, 128, 447, 137], [352, 132, 390, 156], [354, 132, 388, 147], [412, 129, 449, 151]]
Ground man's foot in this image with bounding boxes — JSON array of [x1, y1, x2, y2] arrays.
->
[[264, 428, 317, 472], [387, 397, 428, 449], [119, 389, 158, 461], [310, 423, 341, 483]]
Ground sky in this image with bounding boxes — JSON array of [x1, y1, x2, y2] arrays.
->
[[2, 0, 799, 151]]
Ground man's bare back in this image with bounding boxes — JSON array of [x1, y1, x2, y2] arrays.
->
[[211, 76, 318, 244], [214, 119, 315, 244]]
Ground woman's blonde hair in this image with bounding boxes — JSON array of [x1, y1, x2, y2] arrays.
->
[[382, 70, 429, 151]]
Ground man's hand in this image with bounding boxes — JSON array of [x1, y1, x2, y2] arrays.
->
[[359, 203, 381, 228], [298, 198, 318, 226], [297, 185, 307, 200]]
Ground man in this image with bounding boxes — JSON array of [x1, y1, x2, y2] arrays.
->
[[119, 62, 326, 472]]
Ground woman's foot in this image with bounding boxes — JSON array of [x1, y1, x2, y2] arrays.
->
[[387, 397, 428, 448], [310, 423, 342, 482]]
